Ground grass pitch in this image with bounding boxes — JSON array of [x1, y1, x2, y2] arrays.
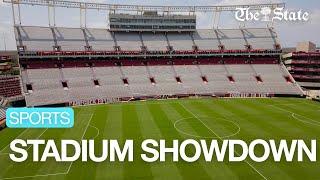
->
[[0, 98, 319, 180]]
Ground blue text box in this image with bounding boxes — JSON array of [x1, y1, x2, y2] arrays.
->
[[6, 108, 74, 128]]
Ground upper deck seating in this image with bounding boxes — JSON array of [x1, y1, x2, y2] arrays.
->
[[216, 29, 247, 50], [17, 26, 55, 51], [193, 30, 220, 50], [142, 33, 168, 51], [55, 27, 86, 51], [15, 26, 278, 52], [167, 33, 194, 51], [86, 28, 115, 51], [243, 28, 277, 50], [114, 32, 142, 51]]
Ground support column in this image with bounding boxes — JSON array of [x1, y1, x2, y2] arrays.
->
[[17, 3, 22, 25], [47, 1, 56, 27], [11, 0, 17, 26], [85, 8, 87, 28], [53, 3, 56, 26], [48, 5, 51, 26], [240, 29, 250, 50], [212, 10, 221, 29], [80, 3, 87, 28]]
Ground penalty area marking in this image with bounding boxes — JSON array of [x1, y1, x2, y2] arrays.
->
[[89, 125, 100, 139], [174, 116, 240, 139], [269, 105, 320, 126], [0, 113, 94, 180], [178, 102, 268, 180], [291, 113, 320, 127]]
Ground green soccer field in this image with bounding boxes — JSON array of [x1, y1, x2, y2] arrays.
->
[[0, 98, 319, 180]]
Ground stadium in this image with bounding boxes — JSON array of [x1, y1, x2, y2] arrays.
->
[[0, 0, 319, 179]]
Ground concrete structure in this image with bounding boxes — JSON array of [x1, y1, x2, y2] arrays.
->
[[296, 41, 316, 52]]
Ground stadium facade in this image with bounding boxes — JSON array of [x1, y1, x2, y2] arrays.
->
[[283, 51, 320, 90]]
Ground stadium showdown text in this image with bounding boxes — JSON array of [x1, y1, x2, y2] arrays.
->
[[6, 108, 317, 163], [9, 139, 316, 163]]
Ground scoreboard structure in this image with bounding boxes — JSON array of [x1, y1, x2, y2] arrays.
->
[[109, 11, 196, 32]]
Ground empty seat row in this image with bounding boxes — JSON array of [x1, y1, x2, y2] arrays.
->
[[0, 76, 22, 98], [0, 108, 5, 120]]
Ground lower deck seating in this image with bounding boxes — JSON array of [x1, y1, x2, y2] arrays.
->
[[0, 108, 6, 129], [0, 97, 5, 106], [0, 108, 5, 120], [0, 76, 22, 98], [22, 63, 303, 106]]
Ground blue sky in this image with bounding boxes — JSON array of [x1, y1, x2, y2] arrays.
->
[[0, 0, 319, 50]]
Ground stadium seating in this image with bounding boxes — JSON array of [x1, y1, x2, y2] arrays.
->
[[166, 32, 194, 51], [114, 32, 142, 51], [17, 26, 55, 51], [86, 28, 115, 51], [0, 76, 22, 98], [55, 27, 87, 51], [0, 108, 5, 129], [0, 97, 8, 107], [25, 68, 61, 91], [243, 28, 277, 50], [251, 64, 302, 94], [216, 29, 247, 50], [141, 32, 168, 51], [16, 26, 280, 52], [0, 108, 5, 120], [0, 97, 4, 106], [21, 62, 303, 106], [15, 25, 298, 106], [193, 30, 220, 50]]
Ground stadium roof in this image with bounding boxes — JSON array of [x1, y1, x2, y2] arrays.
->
[[4, 0, 285, 12]]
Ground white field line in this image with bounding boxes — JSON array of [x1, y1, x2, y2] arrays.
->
[[268, 102, 304, 106], [178, 102, 268, 180], [0, 129, 29, 153], [302, 101, 320, 108], [174, 117, 240, 139], [101, 101, 178, 107], [72, 101, 177, 108], [291, 114, 320, 127], [81, 114, 94, 140], [0, 113, 94, 180], [269, 105, 320, 124], [66, 113, 94, 174], [0, 172, 67, 180], [0, 128, 48, 156], [89, 125, 100, 139]]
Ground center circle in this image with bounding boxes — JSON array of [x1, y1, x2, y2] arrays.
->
[[174, 116, 240, 139]]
